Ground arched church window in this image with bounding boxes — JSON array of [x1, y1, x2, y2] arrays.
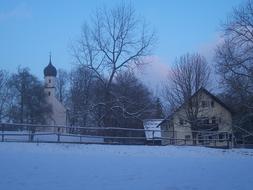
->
[[48, 91, 51, 96]]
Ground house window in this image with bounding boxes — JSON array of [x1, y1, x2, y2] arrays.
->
[[49, 79, 51, 83], [166, 125, 170, 130], [219, 133, 225, 142], [48, 91, 51, 96], [179, 118, 184, 125], [198, 134, 203, 143], [185, 135, 191, 140], [211, 101, 214, 107], [211, 117, 216, 124], [203, 117, 209, 124], [201, 101, 208, 108]]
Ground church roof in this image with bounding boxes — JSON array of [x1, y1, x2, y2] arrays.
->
[[44, 55, 57, 77]]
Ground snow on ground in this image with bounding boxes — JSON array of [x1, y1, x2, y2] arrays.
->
[[0, 143, 253, 190]]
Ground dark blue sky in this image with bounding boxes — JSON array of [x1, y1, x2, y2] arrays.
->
[[0, 0, 243, 79]]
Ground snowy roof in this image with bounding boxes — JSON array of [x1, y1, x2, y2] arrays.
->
[[143, 119, 163, 140]]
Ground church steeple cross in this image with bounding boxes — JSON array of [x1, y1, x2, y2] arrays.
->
[[49, 51, 52, 64]]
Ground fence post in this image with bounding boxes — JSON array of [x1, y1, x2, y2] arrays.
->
[[1, 124, 4, 142], [152, 130, 155, 145], [231, 127, 234, 148], [57, 127, 60, 142], [192, 132, 195, 145], [227, 133, 230, 148], [28, 125, 32, 142]]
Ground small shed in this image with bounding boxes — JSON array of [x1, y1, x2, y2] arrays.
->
[[143, 119, 163, 145]]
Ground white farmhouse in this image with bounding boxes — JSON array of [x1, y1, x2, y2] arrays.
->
[[159, 88, 233, 147]]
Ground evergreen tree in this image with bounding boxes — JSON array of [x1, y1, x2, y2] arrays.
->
[[154, 98, 164, 119], [8, 68, 51, 124]]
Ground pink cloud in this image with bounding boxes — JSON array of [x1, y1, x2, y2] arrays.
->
[[197, 33, 224, 62], [135, 56, 171, 95]]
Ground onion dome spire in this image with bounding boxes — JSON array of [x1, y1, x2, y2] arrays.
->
[[43, 52, 57, 77]]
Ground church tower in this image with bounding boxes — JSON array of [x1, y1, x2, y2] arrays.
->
[[44, 54, 57, 98], [43, 54, 68, 127]]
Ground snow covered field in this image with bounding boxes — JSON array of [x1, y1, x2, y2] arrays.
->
[[0, 143, 253, 190]]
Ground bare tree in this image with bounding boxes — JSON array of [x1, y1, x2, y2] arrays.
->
[[72, 3, 155, 127], [68, 65, 93, 126], [56, 69, 69, 104], [0, 70, 12, 122], [112, 70, 155, 126], [215, 0, 253, 143], [215, 0, 253, 108], [164, 53, 210, 143], [215, 1, 253, 139], [165, 53, 210, 109]]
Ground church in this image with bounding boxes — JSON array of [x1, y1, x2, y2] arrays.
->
[[43, 56, 68, 127]]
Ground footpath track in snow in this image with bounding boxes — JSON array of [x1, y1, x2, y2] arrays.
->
[[0, 143, 252, 190]]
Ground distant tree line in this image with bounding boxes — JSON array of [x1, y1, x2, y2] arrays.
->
[[0, 66, 163, 127], [66, 67, 163, 128]]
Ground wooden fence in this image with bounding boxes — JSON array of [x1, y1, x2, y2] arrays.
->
[[0, 123, 233, 148], [232, 126, 253, 148]]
